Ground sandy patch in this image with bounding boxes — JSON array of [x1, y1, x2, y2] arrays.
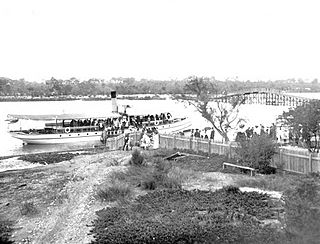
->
[[183, 172, 283, 200], [0, 157, 43, 172]]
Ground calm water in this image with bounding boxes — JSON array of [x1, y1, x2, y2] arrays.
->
[[1, 94, 309, 157]]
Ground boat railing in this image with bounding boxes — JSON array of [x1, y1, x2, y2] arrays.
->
[[54, 125, 101, 133], [141, 118, 179, 127]]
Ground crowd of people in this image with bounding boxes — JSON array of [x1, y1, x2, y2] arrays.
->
[[122, 126, 159, 151], [185, 123, 279, 143], [189, 128, 216, 140], [234, 123, 277, 142], [64, 112, 173, 132]]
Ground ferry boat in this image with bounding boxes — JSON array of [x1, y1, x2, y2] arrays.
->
[[7, 92, 192, 145]]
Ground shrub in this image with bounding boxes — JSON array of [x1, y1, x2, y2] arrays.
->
[[152, 159, 184, 189], [19, 201, 39, 216], [235, 134, 278, 174], [129, 149, 145, 166], [283, 178, 320, 244], [223, 185, 240, 194], [97, 180, 133, 202], [140, 178, 157, 190]]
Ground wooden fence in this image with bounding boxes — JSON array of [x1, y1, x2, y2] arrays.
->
[[159, 134, 238, 157], [270, 147, 320, 174], [106, 132, 320, 174], [106, 132, 142, 151]]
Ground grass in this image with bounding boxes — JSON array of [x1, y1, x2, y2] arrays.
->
[[96, 180, 133, 202]]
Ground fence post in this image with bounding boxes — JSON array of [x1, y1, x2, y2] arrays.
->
[[189, 137, 192, 151], [208, 139, 211, 155], [309, 153, 312, 174], [279, 149, 283, 169]]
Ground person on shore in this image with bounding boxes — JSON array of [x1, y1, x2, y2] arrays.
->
[[194, 129, 200, 138], [245, 127, 253, 138], [253, 125, 260, 135], [200, 129, 206, 139], [210, 128, 215, 141], [141, 132, 151, 150], [123, 133, 130, 151], [153, 131, 160, 149]]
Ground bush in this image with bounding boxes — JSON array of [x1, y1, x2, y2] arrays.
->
[[97, 180, 133, 202], [235, 134, 278, 174], [283, 178, 320, 244], [19, 201, 39, 216], [140, 178, 157, 190], [129, 149, 145, 166]]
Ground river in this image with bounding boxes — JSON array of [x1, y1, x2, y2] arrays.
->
[[2, 93, 318, 157]]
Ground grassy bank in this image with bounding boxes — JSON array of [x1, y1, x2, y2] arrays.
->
[[1, 148, 319, 243]]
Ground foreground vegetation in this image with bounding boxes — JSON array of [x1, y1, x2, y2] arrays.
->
[[90, 149, 320, 244], [91, 187, 280, 244], [1, 148, 319, 243]]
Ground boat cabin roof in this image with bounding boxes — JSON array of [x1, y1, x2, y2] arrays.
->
[[7, 112, 121, 121]]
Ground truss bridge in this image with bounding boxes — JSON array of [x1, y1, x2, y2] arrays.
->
[[213, 88, 313, 107]]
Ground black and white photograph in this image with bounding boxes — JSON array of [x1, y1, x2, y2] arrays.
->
[[0, 0, 319, 243]]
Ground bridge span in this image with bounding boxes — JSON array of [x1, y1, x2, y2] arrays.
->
[[214, 88, 315, 107]]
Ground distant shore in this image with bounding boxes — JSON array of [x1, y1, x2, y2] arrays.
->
[[0, 94, 167, 102]]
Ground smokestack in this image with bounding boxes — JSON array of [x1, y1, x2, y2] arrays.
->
[[111, 91, 118, 113]]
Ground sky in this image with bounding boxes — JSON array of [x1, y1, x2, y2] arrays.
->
[[0, 0, 319, 82]]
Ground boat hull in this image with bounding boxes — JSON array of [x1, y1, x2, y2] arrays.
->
[[155, 118, 192, 134], [10, 118, 192, 145], [9, 131, 104, 145]]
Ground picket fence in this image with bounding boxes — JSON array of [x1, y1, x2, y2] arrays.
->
[[106, 132, 320, 175]]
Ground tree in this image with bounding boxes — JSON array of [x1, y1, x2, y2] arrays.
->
[[177, 76, 245, 142], [283, 178, 320, 243], [281, 100, 320, 152], [235, 134, 278, 173]]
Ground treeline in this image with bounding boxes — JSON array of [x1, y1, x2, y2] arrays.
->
[[0, 76, 319, 97]]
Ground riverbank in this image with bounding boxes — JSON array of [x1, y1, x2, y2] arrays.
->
[[0, 148, 315, 243], [0, 150, 133, 243]]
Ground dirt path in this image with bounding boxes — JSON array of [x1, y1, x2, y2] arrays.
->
[[9, 151, 131, 244]]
